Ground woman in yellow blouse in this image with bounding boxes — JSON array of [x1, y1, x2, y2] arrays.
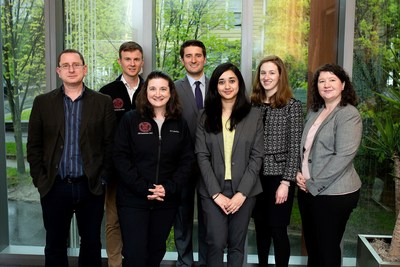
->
[[195, 62, 264, 267]]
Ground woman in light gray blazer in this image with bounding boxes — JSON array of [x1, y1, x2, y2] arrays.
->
[[196, 62, 264, 267], [296, 64, 362, 267]]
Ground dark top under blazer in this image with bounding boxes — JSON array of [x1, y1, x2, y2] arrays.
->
[[99, 74, 144, 124], [195, 107, 264, 198], [27, 86, 116, 197], [113, 110, 194, 208], [175, 76, 209, 141]]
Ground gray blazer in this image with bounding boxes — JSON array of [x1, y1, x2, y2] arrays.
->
[[175, 76, 209, 140], [301, 104, 362, 196], [195, 108, 264, 198]]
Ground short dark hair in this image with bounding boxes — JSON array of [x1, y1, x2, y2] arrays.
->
[[310, 63, 358, 111], [203, 62, 251, 133], [118, 41, 143, 59], [179, 40, 206, 59], [136, 71, 182, 119], [58, 49, 85, 66]]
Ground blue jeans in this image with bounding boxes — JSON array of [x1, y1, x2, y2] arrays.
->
[[40, 177, 105, 267]]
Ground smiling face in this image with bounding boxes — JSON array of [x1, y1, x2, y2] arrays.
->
[[181, 45, 206, 79], [56, 52, 87, 86], [118, 49, 144, 79], [147, 78, 171, 111], [260, 61, 280, 98], [317, 71, 345, 104], [217, 70, 239, 102]]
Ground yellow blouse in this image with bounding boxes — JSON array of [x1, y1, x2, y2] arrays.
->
[[222, 116, 235, 180]]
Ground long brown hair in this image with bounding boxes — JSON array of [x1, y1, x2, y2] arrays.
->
[[251, 55, 293, 108]]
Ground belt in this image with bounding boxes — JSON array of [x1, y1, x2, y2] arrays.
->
[[56, 175, 86, 184]]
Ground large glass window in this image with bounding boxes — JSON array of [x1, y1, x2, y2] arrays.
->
[[1, 0, 46, 247], [349, 0, 399, 255], [155, 0, 242, 80], [2, 0, 399, 263], [64, 0, 140, 90], [250, 0, 310, 257]]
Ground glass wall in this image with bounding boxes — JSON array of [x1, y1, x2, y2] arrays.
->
[[250, 0, 310, 257], [1, 0, 46, 247], [155, 0, 242, 80], [64, 0, 141, 89], [2, 0, 399, 264]]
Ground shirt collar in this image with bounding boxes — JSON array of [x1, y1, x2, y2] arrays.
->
[[121, 75, 139, 90], [187, 74, 206, 87]]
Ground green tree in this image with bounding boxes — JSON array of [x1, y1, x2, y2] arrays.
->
[[64, 0, 135, 89], [155, 0, 241, 80], [353, 0, 400, 103], [1, 0, 45, 175]]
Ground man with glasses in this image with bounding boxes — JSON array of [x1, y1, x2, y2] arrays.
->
[[99, 41, 145, 267], [27, 49, 116, 266]]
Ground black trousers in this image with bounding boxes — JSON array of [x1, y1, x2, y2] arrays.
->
[[253, 175, 295, 267], [40, 178, 104, 267], [298, 189, 360, 267], [118, 204, 177, 267]]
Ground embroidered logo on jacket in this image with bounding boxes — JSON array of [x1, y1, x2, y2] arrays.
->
[[113, 98, 124, 110], [139, 122, 152, 133]]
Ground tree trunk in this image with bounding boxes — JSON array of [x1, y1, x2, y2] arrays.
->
[[13, 120, 26, 174], [389, 154, 400, 257]]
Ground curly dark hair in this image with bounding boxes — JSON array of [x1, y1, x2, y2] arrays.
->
[[135, 71, 182, 119], [310, 64, 358, 112], [203, 62, 251, 134]]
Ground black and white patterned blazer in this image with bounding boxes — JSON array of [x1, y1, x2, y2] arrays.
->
[[255, 98, 303, 181]]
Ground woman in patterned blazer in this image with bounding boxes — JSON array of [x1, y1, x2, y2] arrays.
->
[[251, 55, 303, 267]]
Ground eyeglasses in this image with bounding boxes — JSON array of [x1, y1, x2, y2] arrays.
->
[[59, 63, 84, 70]]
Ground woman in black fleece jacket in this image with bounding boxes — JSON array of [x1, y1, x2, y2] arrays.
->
[[113, 71, 194, 267]]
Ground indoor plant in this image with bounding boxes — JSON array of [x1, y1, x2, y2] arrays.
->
[[357, 85, 400, 266]]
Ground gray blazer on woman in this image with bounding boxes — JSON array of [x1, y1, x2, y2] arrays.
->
[[300, 104, 362, 196], [195, 108, 264, 198]]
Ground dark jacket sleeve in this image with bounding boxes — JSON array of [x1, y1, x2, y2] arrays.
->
[[27, 96, 44, 187]]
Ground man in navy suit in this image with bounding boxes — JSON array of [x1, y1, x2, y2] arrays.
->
[[99, 41, 145, 267], [174, 40, 208, 267], [27, 49, 116, 267]]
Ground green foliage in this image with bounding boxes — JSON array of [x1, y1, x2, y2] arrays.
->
[[155, 0, 241, 80], [64, 0, 134, 88], [345, 199, 396, 237], [166, 227, 176, 251], [6, 167, 31, 188], [353, 0, 400, 103], [5, 109, 31, 121], [6, 142, 27, 157], [364, 111, 400, 162]]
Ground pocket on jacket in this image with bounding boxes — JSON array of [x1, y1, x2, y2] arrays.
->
[[273, 152, 288, 163]]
